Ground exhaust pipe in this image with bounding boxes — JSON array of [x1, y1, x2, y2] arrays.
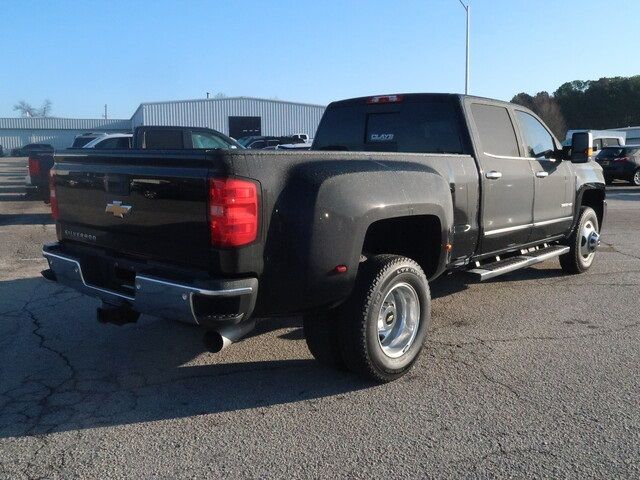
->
[[203, 320, 256, 353], [41, 268, 57, 282]]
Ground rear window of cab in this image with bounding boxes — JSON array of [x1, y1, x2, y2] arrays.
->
[[314, 100, 467, 154]]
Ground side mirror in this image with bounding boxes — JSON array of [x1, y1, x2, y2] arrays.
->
[[571, 132, 591, 162]]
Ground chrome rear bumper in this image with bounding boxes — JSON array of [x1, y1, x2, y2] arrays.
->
[[42, 246, 258, 326]]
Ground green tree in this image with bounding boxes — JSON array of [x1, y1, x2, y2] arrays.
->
[[513, 75, 640, 137]]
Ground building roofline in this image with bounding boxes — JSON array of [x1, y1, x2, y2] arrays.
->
[[134, 96, 326, 110], [0, 116, 129, 122]]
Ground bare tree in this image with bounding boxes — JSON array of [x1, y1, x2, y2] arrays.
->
[[13, 99, 54, 117], [40, 99, 53, 117], [13, 100, 37, 117], [531, 92, 566, 139]]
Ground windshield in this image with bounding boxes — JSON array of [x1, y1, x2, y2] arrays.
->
[[237, 137, 255, 147], [72, 136, 97, 148], [195, 131, 243, 149]]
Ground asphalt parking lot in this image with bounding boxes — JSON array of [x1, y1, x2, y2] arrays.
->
[[0, 156, 638, 478]]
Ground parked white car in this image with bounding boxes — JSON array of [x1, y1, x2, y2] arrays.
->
[[611, 127, 640, 145]]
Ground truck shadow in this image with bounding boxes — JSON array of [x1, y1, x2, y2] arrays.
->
[[0, 213, 54, 226], [0, 186, 27, 195], [0, 194, 29, 202], [0, 277, 369, 439]]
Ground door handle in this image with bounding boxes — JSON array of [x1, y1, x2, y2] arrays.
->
[[536, 171, 549, 178], [485, 171, 502, 179]]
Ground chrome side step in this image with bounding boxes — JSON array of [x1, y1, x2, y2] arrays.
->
[[468, 244, 569, 281]]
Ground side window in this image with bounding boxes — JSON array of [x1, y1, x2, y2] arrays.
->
[[117, 137, 131, 149], [191, 132, 228, 149], [515, 110, 555, 158], [601, 137, 620, 147], [145, 129, 184, 149], [471, 104, 519, 157], [593, 139, 602, 151]]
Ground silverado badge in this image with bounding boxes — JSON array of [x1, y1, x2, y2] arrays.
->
[[105, 201, 132, 218]]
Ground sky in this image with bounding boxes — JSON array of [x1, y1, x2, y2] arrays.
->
[[1, 0, 639, 119]]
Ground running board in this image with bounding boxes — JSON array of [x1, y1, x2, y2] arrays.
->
[[467, 245, 569, 281]]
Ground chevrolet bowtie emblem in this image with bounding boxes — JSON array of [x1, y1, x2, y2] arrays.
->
[[105, 201, 132, 218]]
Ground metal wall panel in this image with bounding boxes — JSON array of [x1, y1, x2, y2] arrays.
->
[[134, 97, 326, 137]]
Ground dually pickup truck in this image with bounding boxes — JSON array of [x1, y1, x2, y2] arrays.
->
[[42, 93, 606, 382]]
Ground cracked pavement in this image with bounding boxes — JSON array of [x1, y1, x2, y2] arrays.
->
[[0, 157, 639, 478]]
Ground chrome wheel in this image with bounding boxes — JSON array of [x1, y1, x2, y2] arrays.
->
[[633, 170, 640, 186], [579, 219, 599, 265], [377, 282, 420, 358]]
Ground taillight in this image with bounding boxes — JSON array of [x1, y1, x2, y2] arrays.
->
[[208, 178, 259, 247], [49, 171, 59, 220], [614, 156, 629, 162], [28, 157, 40, 176], [367, 94, 404, 104]]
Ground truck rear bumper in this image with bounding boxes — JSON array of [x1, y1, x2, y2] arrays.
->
[[42, 244, 258, 327]]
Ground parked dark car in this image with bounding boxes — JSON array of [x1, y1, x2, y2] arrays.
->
[[595, 146, 640, 185], [42, 93, 606, 383], [238, 135, 304, 149], [25, 152, 55, 200], [27, 126, 241, 201], [12, 143, 54, 157], [0, 145, 4, 157]]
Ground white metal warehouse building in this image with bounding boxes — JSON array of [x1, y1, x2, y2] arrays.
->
[[131, 97, 326, 139], [0, 97, 326, 152]]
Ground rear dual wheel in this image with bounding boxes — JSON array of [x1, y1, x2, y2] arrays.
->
[[303, 255, 431, 382]]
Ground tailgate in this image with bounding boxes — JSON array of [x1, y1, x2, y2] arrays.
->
[[54, 153, 211, 268]]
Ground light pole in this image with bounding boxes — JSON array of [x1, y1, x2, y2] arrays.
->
[[458, 0, 470, 94]]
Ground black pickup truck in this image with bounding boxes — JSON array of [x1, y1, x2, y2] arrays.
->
[[42, 93, 606, 382]]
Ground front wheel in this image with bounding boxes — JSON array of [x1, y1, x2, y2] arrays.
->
[[338, 255, 431, 383], [631, 169, 640, 186], [560, 207, 600, 274]]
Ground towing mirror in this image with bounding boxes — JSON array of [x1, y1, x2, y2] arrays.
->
[[571, 132, 591, 162]]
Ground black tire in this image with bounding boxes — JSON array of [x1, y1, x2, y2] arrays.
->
[[604, 177, 614, 186], [631, 169, 640, 186], [560, 207, 599, 274], [337, 254, 431, 383], [303, 310, 344, 369]]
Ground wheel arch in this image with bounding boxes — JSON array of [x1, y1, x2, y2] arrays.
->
[[572, 184, 606, 234], [361, 213, 446, 280]]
